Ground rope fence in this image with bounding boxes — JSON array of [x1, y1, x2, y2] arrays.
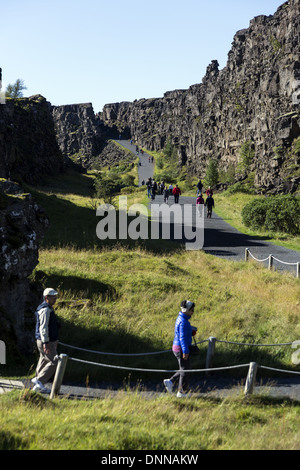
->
[[245, 248, 300, 278], [50, 337, 300, 399]]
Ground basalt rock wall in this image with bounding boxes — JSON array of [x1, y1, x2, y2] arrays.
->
[[51, 103, 131, 169], [0, 95, 65, 184], [0, 180, 49, 354], [100, 0, 300, 193]]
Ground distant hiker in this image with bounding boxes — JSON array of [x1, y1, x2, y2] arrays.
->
[[205, 186, 213, 197], [151, 156, 154, 163], [163, 300, 197, 398], [146, 178, 152, 198], [196, 193, 204, 217], [32, 288, 60, 393], [172, 184, 181, 204], [163, 186, 170, 204], [141, 179, 145, 185], [205, 194, 215, 218], [151, 180, 157, 201], [169, 183, 174, 196], [196, 180, 203, 196]]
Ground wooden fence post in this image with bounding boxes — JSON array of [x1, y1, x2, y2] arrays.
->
[[244, 362, 258, 396], [268, 255, 273, 271], [50, 354, 68, 399], [205, 337, 216, 374], [297, 263, 300, 279], [245, 248, 249, 262]]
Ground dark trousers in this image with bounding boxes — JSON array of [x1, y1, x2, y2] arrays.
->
[[170, 351, 190, 392]]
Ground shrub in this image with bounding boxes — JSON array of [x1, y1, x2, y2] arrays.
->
[[242, 199, 268, 230], [242, 195, 300, 235], [226, 182, 255, 196]]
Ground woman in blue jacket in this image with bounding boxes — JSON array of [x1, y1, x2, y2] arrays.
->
[[163, 300, 196, 397]]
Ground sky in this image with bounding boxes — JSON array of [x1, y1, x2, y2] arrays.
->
[[1, 0, 284, 113]]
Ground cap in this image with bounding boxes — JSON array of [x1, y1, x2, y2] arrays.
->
[[181, 300, 195, 313], [43, 288, 58, 297]]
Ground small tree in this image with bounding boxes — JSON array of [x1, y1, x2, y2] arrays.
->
[[238, 141, 255, 173], [5, 79, 27, 98], [205, 159, 219, 188], [94, 174, 122, 206]]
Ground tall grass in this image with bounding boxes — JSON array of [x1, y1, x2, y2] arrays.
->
[[0, 390, 300, 450]]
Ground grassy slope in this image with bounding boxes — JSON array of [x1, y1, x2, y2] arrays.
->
[[1, 169, 300, 450]]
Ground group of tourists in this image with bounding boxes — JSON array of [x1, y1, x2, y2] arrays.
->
[[32, 288, 198, 399], [145, 178, 182, 204], [144, 177, 215, 217], [196, 180, 215, 218]]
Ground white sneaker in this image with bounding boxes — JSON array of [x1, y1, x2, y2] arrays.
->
[[32, 382, 50, 394], [176, 391, 188, 398], [163, 379, 173, 394], [31, 377, 44, 387]]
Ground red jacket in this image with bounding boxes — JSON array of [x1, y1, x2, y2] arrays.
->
[[172, 186, 181, 196]]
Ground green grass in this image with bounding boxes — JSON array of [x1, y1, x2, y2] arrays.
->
[[1, 168, 300, 450], [0, 390, 299, 450]]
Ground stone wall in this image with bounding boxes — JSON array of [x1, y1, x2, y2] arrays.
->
[[99, 0, 300, 193]]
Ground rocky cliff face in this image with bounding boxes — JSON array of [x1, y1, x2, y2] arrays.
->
[[0, 95, 65, 183], [0, 180, 49, 354], [100, 0, 300, 193], [52, 103, 103, 170], [52, 103, 132, 169]]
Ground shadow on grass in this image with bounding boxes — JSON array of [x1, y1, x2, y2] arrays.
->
[[32, 270, 118, 301], [30, 187, 185, 255]]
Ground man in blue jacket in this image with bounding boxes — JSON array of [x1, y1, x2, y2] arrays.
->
[[163, 300, 196, 397], [31, 288, 60, 393]]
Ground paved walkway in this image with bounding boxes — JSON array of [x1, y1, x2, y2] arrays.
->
[[1, 376, 300, 400], [117, 139, 300, 275], [115, 139, 154, 185], [148, 194, 300, 276]]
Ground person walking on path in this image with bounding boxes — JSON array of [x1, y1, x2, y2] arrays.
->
[[196, 180, 203, 196], [172, 184, 181, 204], [205, 194, 215, 218], [205, 186, 213, 197], [151, 179, 157, 201], [31, 288, 60, 393], [163, 186, 170, 204], [196, 193, 205, 217], [163, 300, 197, 398], [146, 178, 152, 198]]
